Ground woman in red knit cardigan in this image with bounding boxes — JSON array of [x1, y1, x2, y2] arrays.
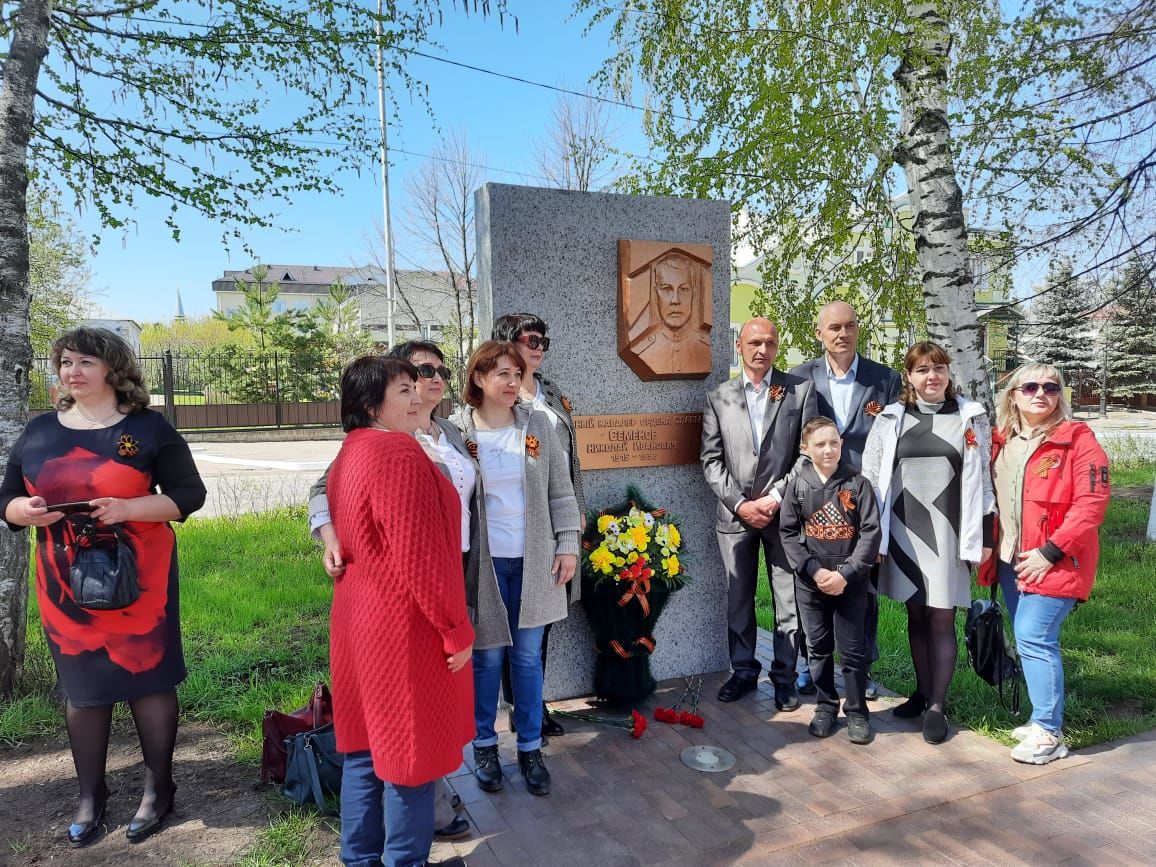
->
[[327, 356, 475, 867]]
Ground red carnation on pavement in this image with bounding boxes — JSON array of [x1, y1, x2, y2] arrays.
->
[[631, 709, 648, 739]]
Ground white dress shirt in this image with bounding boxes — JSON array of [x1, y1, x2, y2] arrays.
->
[[742, 370, 770, 454], [826, 354, 860, 433], [417, 426, 477, 552]]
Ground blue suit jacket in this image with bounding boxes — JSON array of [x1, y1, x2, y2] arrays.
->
[[788, 354, 901, 472]]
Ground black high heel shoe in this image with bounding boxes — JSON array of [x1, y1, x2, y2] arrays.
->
[[126, 786, 176, 844], [541, 705, 564, 738], [68, 782, 109, 848]]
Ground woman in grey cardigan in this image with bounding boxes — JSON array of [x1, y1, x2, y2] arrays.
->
[[452, 340, 581, 799], [492, 312, 586, 740]]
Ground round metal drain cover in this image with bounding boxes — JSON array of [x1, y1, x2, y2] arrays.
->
[[680, 745, 736, 773]]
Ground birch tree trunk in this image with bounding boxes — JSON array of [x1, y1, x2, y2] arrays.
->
[[0, 0, 53, 696], [893, 1, 992, 411]]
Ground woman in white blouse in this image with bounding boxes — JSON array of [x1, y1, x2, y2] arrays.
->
[[491, 314, 586, 741], [452, 340, 580, 799]]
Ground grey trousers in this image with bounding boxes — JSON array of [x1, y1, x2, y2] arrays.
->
[[433, 776, 459, 827], [717, 524, 800, 686]]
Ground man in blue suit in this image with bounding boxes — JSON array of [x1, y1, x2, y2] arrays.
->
[[789, 301, 901, 698]]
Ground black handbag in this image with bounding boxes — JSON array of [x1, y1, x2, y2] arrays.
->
[[282, 722, 344, 812], [69, 525, 139, 610], [965, 586, 1022, 715]]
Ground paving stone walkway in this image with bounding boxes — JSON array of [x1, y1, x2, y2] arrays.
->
[[432, 632, 1156, 866]]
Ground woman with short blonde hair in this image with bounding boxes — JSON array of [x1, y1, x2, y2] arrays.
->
[[980, 362, 1109, 765], [995, 362, 1073, 439]]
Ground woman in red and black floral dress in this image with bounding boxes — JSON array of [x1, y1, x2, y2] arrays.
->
[[1, 327, 205, 847]]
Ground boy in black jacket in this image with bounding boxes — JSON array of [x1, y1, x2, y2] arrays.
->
[[780, 417, 881, 744]]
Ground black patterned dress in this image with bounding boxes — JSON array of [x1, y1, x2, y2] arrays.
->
[[877, 398, 972, 609], [0, 410, 206, 706]]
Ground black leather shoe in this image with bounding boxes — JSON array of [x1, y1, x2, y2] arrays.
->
[[922, 709, 949, 744], [541, 704, 564, 737], [126, 787, 175, 843], [847, 713, 873, 745], [808, 710, 837, 738], [518, 749, 551, 796], [774, 683, 800, 711], [892, 691, 928, 719], [68, 782, 108, 848], [473, 745, 503, 793], [717, 673, 758, 702], [434, 815, 472, 841]]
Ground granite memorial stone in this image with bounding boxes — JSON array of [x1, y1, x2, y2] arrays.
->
[[476, 183, 732, 699]]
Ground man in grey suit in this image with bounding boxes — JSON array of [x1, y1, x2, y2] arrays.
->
[[702, 317, 818, 709], [789, 300, 901, 697]]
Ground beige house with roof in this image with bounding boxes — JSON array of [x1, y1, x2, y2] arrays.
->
[[212, 264, 474, 344]]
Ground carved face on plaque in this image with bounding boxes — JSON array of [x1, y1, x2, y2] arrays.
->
[[618, 240, 713, 381]]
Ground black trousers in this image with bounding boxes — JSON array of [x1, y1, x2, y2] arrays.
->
[[801, 563, 880, 672], [795, 575, 870, 717]]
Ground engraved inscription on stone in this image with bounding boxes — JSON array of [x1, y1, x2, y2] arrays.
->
[[618, 239, 713, 381], [573, 413, 704, 470]]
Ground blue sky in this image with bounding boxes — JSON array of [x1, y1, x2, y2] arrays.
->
[[80, 6, 649, 323]]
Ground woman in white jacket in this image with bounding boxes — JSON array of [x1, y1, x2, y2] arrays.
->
[[862, 342, 994, 744]]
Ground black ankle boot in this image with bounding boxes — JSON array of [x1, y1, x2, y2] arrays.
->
[[473, 745, 503, 793], [518, 749, 551, 796]]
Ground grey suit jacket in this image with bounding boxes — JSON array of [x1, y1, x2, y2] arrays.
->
[[701, 368, 818, 533], [788, 354, 901, 472]]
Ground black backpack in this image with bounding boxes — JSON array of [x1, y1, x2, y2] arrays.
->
[[965, 586, 1022, 716]]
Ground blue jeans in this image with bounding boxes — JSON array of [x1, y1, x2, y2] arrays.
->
[[473, 557, 544, 753], [339, 751, 435, 867], [997, 561, 1077, 734]]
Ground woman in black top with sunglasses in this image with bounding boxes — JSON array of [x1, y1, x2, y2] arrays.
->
[[492, 313, 586, 740]]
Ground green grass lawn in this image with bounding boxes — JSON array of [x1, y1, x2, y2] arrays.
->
[[757, 463, 1156, 749], [0, 507, 332, 762], [3, 471, 1153, 755]]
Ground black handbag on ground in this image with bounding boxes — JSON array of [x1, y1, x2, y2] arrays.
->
[[965, 585, 1022, 715], [282, 722, 344, 812], [69, 525, 139, 610]]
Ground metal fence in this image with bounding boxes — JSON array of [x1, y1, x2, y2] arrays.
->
[[32, 351, 357, 431]]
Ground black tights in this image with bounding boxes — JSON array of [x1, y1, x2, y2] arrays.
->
[[905, 602, 958, 713], [66, 690, 179, 823]]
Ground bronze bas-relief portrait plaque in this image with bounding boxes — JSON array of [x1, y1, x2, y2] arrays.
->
[[618, 239, 713, 381]]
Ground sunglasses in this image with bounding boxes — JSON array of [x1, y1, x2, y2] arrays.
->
[[516, 334, 550, 351], [416, 363, 452, 381], [1018, 381, 1062, 396]]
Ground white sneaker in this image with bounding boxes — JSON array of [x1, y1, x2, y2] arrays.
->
[[1010, 723, 1069, 764], [1012, 724, 1033, 741]]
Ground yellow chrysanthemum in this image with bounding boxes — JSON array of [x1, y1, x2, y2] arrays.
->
[[626, 551, 639, 564], [613, 556, 626, 567], [597, 514, 617, 535], [667, 525, 681, 549], [589, 546, 616, 575], [627, 526, 650, 549], [662, 555, 681, 577]]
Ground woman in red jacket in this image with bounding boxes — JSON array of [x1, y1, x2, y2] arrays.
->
[[980, 363, 1109, 765], [327, 356, 475, 867]]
